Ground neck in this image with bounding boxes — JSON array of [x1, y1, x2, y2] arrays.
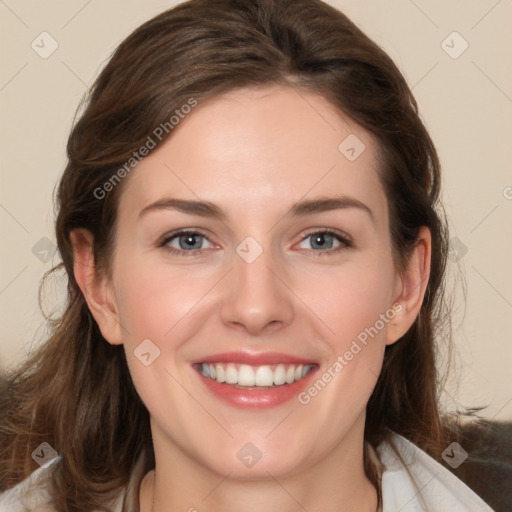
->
[[140, 416, 378, 512]]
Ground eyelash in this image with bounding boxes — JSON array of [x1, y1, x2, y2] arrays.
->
[[158, 229, 352, 257], [297, 228, 352, 256], [158, 230, 212, 257]]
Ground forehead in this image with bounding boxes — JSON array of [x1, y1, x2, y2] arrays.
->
[[119, 85, 387, 223]]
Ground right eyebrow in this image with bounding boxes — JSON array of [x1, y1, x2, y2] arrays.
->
[[138, 198, 227, 221]]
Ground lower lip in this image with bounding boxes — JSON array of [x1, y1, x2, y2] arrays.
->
[[195, 366, 319, 410]]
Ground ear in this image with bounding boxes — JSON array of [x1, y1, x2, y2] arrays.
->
[[70, 228, 123, 345], [386, 226, 431, 345]]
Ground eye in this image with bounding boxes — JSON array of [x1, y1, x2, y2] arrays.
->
[[159, 230, 215, 256], [296, 229, 351, 254]]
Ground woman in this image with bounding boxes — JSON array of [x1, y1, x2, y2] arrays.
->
[[0, 0, 498, 510]]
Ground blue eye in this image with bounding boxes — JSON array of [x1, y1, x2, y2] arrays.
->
[[297, 230, 351, 254], [159, 228, 351, 257], [160, 231, 213, 255]]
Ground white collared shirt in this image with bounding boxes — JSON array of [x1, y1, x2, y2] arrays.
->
[[378, 433, 494, 511], [0, 432, 495, 511]]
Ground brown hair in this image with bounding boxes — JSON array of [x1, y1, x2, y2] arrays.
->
[[0, 0, 452, 510]]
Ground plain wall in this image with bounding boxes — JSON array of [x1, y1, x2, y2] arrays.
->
[[0, 0, 511, 419]]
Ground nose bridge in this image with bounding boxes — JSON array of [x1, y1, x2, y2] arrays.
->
[[220, 238, 294, 334], [237, 245, 278, 294]]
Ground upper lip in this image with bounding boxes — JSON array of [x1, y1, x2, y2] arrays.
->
[[193, 351, 317, 366]]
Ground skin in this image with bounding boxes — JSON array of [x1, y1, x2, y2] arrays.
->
[[71, 85, 431, 512]]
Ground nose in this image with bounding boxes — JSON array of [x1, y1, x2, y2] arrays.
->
[[220, 245, 294, 336]]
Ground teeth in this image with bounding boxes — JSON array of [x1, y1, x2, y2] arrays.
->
[[215, 363, 226, 383], [255, 365, 274, 386], [238, 365, 255, 386], [225, 364, 238, 384], [273, 364, 286, 385], [198, 362, 314, 387]]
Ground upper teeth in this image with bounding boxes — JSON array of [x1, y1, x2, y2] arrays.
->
[[199, 363, 314, 387]]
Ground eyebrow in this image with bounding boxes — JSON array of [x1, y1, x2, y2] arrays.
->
[[138, 196, 374, 222]]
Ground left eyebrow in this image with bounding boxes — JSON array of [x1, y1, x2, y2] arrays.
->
[[290, 196, 374, 222], [138, 195, 374, 222]]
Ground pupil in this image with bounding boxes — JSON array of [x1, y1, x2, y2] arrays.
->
[[312, 233, 332, 250], [181, 234, 201, 249]]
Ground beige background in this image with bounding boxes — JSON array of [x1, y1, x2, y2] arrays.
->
[[0, 0, 511, 420]]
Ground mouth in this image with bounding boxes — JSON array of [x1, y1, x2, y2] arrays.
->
[[192, 352, 319, 409], [195, 362, 315, 389]]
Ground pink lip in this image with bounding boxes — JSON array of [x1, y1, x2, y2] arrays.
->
[[192, 351, 319, 410], [193, 351, 316, 366]]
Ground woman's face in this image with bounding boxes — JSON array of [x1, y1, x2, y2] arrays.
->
[[99, 85, 409, 479]]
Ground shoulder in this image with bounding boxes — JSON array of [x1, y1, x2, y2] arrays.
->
[[445, 418, 512, 512], [0, 457, 125, 512], [0, 457, 59, 512], [377, 431, 496, 512]]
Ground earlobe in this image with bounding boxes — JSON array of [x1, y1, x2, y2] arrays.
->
[[70, 229, 123, 345], [386, 226, 432, 345]]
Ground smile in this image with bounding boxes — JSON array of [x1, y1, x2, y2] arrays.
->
[[192, 352, 320, 409], [197, 362, 315, 388]]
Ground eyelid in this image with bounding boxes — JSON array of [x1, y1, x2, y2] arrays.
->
[[294, 228, 352, 253], [158, 228, 212, 246], [158, 228, 218, 256], [298, 227, 352, 245], [158, 227, 353, 256]]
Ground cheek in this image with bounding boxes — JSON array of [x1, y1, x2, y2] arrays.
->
[[111, 257, 217, 426], [112, 255, 215, 344], [292, 261, 394, 431], [291, 254, 396, 410], [294, 255, 397, 347], [108, 253, 207, 387]]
